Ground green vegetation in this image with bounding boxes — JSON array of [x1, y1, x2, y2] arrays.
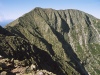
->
[[88, 43, 100, 55]]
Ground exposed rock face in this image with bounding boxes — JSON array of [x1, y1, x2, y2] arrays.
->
[[0, 57, 56, 75], [0, 7, 100, 75]]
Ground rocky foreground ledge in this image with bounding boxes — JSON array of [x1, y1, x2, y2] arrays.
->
[[0, 57, 56, 75]]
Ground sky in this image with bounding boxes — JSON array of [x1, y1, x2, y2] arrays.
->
[[0, 0, 100, 26]]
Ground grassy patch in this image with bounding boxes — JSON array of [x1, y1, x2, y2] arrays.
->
[[88, 43, 100, 55]]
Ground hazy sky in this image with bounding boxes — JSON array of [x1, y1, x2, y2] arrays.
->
[[0, 0, 100, 26]]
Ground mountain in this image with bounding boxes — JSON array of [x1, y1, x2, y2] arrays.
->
[[0, 7, 100, 75]]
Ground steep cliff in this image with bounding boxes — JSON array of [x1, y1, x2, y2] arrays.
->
[[1, 7, 100, 75]]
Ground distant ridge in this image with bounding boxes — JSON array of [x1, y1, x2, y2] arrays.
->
[[0, 19, 13, 27]]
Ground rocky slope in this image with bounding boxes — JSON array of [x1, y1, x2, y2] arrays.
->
[[0, 57, 56, 75], [0, 7, 100, 75], [0, 26, 61, 75]]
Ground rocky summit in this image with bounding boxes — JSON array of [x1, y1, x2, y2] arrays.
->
[[0, 7, 100, 75]]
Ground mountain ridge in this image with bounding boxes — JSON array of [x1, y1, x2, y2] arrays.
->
[[5, 7, 98, 27], [0, 7, 100, 75]]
